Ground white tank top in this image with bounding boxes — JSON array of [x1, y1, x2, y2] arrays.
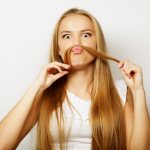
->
[[30, 79, 127, 150]]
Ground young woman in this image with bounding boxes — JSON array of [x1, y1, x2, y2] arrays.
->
[[0, 8, 149, 150]]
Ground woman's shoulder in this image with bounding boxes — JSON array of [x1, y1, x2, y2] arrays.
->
[[114, 79, 127, 106]]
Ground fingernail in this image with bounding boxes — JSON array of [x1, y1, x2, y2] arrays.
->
[[65, 65, 70, 68], [64, 71, 69, 74], [118, 64, 121, 68]]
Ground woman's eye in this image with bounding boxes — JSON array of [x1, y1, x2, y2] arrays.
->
[[62, 34, 71, 39], [82, 33, 92, 38]]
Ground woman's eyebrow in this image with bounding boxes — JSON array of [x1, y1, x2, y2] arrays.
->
[[60, 29, 94, 35], [60, 31, 71, 34], [80, 29, 94, 33]]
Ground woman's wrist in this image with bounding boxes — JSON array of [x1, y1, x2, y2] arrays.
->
[[130, 85, 144, 94], [130, 86, 146, 102], [27, 80, 44, 96]]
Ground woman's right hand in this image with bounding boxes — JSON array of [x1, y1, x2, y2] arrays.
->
[[34, 62, 70, 91]]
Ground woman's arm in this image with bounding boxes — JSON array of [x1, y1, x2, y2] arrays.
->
[[124, 88, 134, 150], [0, 82, 42, 150], [0, 62, 70, 150], [15, 85, 43, 148], [129, 87, 150, 150], [119, 59, 150, 150]]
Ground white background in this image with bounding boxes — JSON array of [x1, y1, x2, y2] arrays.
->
[[0, 0, 149, 149]]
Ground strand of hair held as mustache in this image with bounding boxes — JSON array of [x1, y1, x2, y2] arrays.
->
[[64, 45, 120, 65], [49, 45, 120, 74]]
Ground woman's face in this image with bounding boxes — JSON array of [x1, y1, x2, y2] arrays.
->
[[58, 14, 97, 68]]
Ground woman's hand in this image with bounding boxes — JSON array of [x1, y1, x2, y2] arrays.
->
[[34, 62, 70, 91], [118, 59, 143, 92]]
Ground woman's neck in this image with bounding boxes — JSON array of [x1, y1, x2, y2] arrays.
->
[[67, 64, 93, 95]]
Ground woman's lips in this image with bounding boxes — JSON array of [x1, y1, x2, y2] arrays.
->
[[71, 46, 83, 54]]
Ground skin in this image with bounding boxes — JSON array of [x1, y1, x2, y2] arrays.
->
[[119, 60, 150, 149], [58, 14, 97, 97], [58, 14, 96, 69]]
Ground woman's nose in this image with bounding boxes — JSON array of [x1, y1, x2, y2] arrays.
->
[[73, 36, 81, 45]]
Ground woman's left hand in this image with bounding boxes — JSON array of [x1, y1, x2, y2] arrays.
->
[[118, 59, 143, 91]]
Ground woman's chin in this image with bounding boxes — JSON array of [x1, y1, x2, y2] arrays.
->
[[69, 58, 95, 71], [70, 63, 89, 71]]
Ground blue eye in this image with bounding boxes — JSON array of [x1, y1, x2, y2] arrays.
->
[[62, 34, 71, 39], [82, 33, 92, 38]]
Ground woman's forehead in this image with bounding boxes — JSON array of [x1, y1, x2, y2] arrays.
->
[[58, 14, 95, 33]]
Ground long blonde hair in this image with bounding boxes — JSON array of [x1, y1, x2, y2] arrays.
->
[[37, 8, 127, 150]]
